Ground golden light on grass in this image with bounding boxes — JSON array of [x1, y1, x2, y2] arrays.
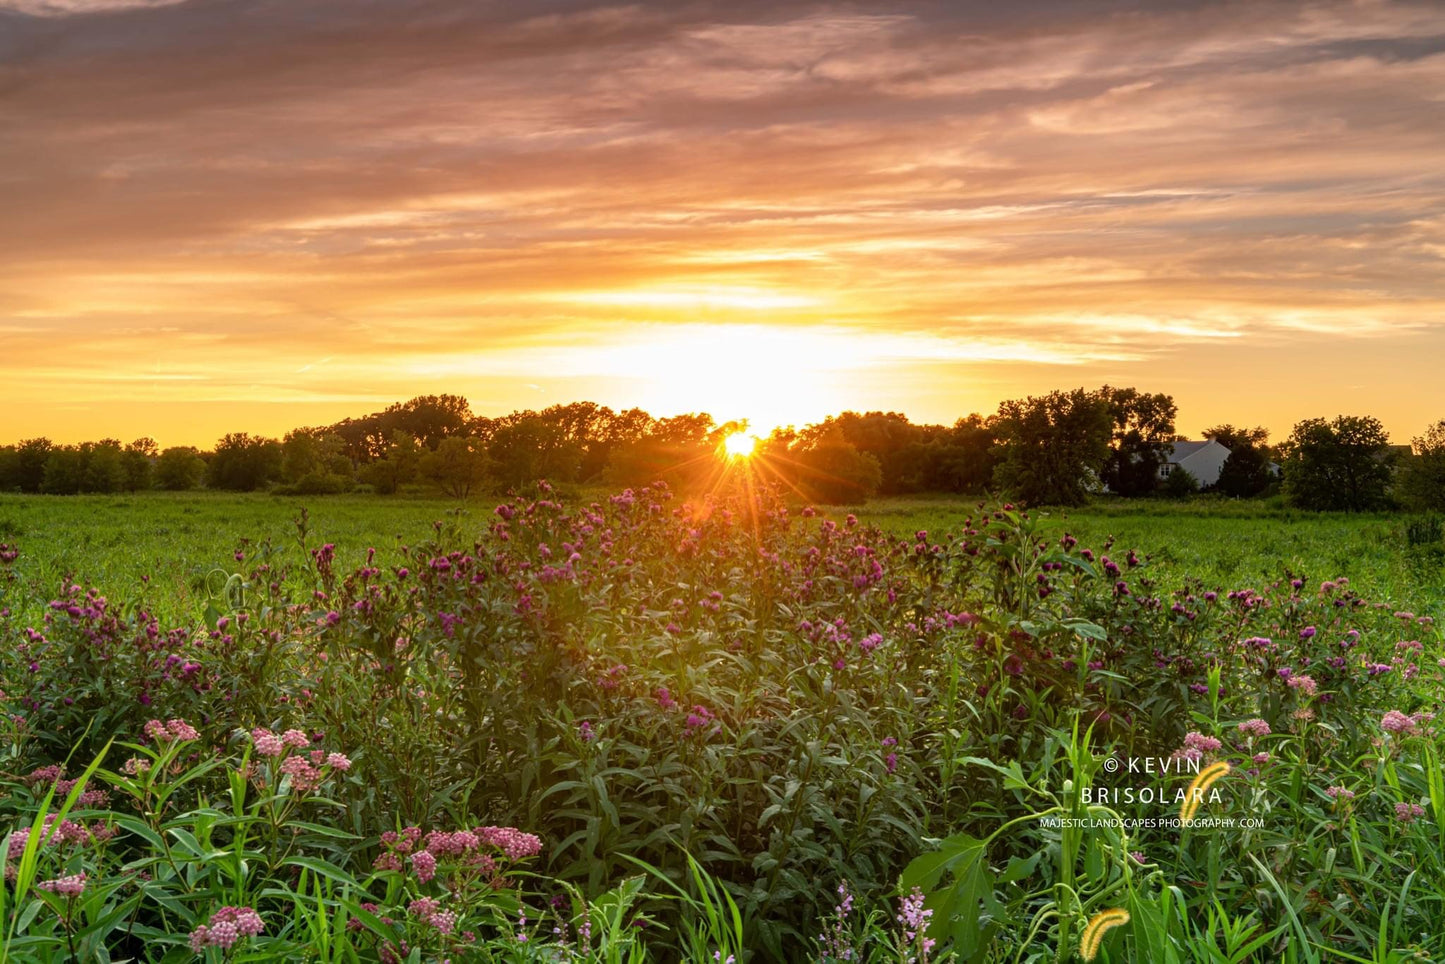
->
[[1179, 760, 1231, 824], [1079, 908, 1131, 961], [723, 432, 758, 459]]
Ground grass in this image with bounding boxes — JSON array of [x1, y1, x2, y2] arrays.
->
[[845, 494, 1445, 615], [2, 490, 1442, 621]]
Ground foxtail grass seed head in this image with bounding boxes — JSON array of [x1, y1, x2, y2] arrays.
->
[[1180, 760, 1231, 824], [1079, 908, 1130, 961]]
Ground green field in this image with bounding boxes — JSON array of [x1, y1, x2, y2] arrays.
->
[[2, 490, 1440, 622]]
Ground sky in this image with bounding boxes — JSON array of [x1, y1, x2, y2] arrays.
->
[[2, 0, 1444, 447]]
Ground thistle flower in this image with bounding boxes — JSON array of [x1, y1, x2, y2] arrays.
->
[[1180, 760, 1231, 824], [1079, 908, 1130, 961]]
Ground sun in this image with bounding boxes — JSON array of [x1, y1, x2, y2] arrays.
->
[[723, 432, 758, 459]]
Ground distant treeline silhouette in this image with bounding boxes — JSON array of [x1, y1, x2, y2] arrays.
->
[[3, 389, 1443, 511]]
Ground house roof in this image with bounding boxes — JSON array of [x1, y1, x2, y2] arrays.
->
[[1165, 440, 1223, 461]]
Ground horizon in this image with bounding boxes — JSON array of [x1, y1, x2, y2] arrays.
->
[[0, 389, 1413, 452], [5, 1, 1445, 446]]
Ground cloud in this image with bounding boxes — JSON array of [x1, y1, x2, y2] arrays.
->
[[0, 0, 187, 15], [3, 0, 1445, 442]]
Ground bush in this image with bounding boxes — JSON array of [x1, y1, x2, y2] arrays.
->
[[1158, 465, 1198, 497]]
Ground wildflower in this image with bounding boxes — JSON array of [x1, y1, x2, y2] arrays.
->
[[281, 728, 310, 748], [578, 721, 595, 742], [325, 752, 351, 771], [818, 880, 856, 962], [189, 906, 263, 951], [412, 850, 437, 884], [1180, 761, 1231, 824], [279, 755, 324, 793], [1287, 675, 1318, 697], [1079, 908, 1130, 961], [1252, 752, 1269, 765], [250, 728, 284, 757], [37, 873, 86, 898], [1174, 731, 1222, 761], [476, 826, 543, 860], [885, 752, 898, 774], [1395, 802, 1426, 824], [1237, 719, 1271, 738], [1381, 710, 1418, 736], [896, 887, 934, 962], [1325, 785, 1355, 801]]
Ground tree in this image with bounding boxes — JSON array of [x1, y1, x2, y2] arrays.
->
[[207, 434, 283, 491], [123, 438, 157, 491], [280, 428, 353, 492], [787, 428, 882, 504], [1203, 424, 1271, 454], [991, 388, 1114, 506], [795, 411, 942, 494], [155, 447, 206, 490], [12, 438, 53, 493], [358, 431, 422, 495], [1205, 425, 1274, 498], [381, 395, 473, 449], [41, 446, 86, 494], [420, 437, 488, 498], [1282, 415, 1393, 511], [1097, 386, 1177, 497], [487, 417, 583, 488], [83, 439, 128, 493], [1215, 444, 1274, 498], [1398, 419, 1445, 512]]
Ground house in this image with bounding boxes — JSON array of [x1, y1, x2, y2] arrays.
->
[[1159, 439, 1232, 488]]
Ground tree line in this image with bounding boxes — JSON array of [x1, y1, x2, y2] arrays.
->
[[3, 389, 1443, 511]]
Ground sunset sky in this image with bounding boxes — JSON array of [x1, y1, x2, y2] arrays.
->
[[3, 0, 1444, 447]]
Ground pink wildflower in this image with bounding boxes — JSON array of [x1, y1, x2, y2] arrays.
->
[[1381, 711, 1418, 736], [412, 850, 437, 884], [1237, 719, 1271, 738], [37, 873, 86, 898], [250, 728, 284, 757]]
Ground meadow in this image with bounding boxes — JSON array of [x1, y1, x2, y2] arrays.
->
[[2, 486, 1444, 962], [0, 491, 1438, 622]]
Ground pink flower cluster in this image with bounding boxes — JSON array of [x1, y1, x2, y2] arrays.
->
[[896, 886, 935, 962], [144, 718, 199, 742], [246, 727, 350, 792], [375, 824, 542, 880], [188, 906, 263, 952], [1172, 730, 1222, 763], [408, 897, 457, 935], [1325, 785, 1355, 801], [1286, 674, 1318, 697], [1395, 802, 1427, 824], [1237, 719, 1271, 738], [5, 815, 115, 881], [21, 765, 109, 808], [1380, 710, 1431, 736], [36, 873, 86, 898]]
